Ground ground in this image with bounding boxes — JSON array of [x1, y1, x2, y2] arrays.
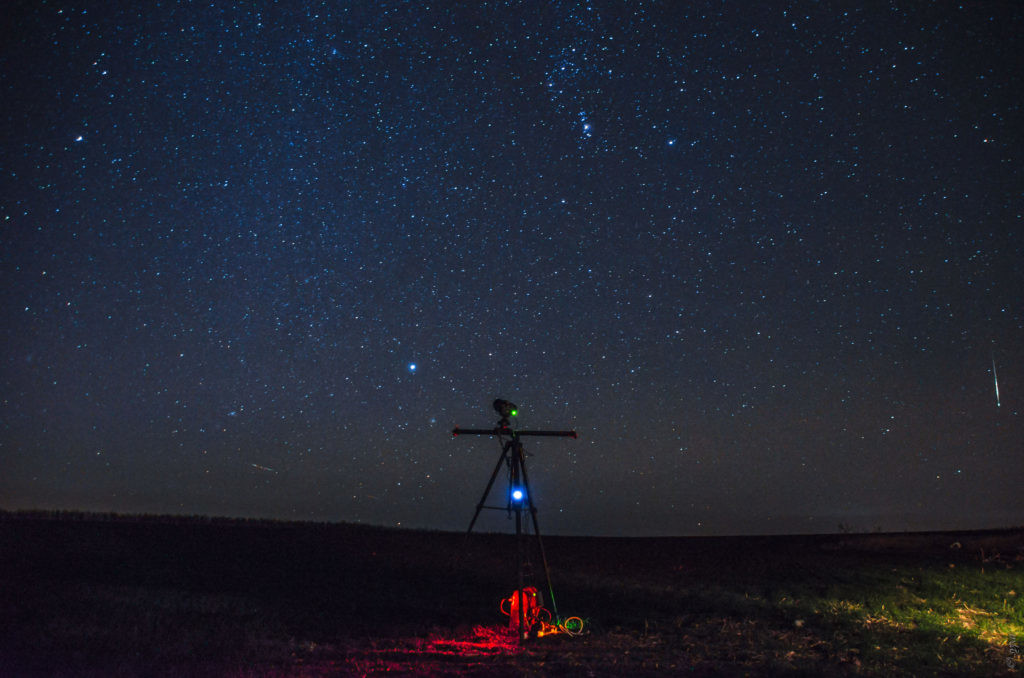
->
[[1, 513, 1021, 676]]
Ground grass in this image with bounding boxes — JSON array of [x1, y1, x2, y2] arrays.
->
[[1, 512, 1021, 676]]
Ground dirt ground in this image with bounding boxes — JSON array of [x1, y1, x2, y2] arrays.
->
[[1, 513, 1021, 676]]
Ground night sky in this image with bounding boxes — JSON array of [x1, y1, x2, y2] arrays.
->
[[2, 1, 1021, 537]]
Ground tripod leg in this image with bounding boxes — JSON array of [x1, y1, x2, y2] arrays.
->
[[516, 504, 526, 640], [467, 441, 511, 534], [516, 447, 559, 623]]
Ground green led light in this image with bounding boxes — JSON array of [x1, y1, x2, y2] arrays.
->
[[510, 409, 518, 417]]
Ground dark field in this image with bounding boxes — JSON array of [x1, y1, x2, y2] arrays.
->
[[1, 512, 1021, 677]]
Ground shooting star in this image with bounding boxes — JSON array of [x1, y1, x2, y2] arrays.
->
[[250, 463, 278, 474], [992, 357, 1001, 407]]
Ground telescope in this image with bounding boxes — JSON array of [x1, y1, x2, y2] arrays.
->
[[493, 398, 518, 419]]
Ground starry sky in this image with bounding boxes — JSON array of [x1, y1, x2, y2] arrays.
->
[[2, 1, 1021, 537]]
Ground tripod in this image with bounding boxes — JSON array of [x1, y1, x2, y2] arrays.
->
[[453, 400, 576, 640]]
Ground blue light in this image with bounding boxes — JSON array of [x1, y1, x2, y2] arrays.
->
[[408, 362, 417, 373], [511, 488, 525, 502]]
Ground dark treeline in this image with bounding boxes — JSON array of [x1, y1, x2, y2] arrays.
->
[[0, 508, 339, 528]]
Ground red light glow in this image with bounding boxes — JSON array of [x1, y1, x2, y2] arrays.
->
[[341, 624, 526, 674]]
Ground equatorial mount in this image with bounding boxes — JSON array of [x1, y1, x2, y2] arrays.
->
[[452, 399, 578, 441]]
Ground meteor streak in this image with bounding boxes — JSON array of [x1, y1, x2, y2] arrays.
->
[[250, 463, 278, 473], [992, 357, 1001, 407]]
